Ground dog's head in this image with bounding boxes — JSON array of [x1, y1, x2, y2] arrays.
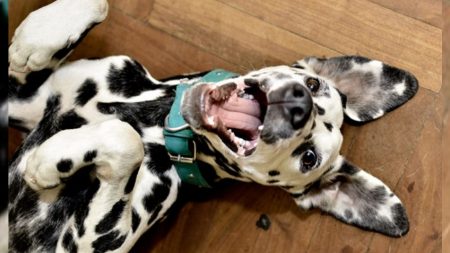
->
[[181, 56, 417, 237]]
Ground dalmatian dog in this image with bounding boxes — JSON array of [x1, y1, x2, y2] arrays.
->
[[8, 0, 418, 252]]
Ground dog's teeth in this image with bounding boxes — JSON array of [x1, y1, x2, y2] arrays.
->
[[234, 137, 245, 147], [258, 125, 264, 131], [237, 89, 255, 100]]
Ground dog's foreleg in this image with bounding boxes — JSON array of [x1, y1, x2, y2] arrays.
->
[[9, 0, 109, 76]]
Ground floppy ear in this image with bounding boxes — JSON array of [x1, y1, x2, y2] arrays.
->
[[293, 156, 409, 237], [294, 56, 418, 122]]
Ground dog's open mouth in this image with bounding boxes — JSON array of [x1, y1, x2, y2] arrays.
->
[[199, 80, 267, 156]]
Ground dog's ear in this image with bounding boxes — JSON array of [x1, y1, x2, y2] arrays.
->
[[293, 156, 409, 237], [293, 56, 418, 122]]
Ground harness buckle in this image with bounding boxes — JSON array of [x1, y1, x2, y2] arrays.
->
[[167, 140, 197, 164]]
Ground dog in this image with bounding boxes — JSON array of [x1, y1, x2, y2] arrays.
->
[[8, 0, 418, 252]]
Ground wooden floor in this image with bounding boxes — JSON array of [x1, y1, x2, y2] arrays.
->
[[9, 0, 446, 252]]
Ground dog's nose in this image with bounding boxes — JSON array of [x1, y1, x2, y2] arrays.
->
[[280, 82, 313, 129]]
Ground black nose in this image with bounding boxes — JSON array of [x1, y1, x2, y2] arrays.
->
[[278, 82, 313, 129]]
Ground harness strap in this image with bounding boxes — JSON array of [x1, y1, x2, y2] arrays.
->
[[163, 69, 238, 187]]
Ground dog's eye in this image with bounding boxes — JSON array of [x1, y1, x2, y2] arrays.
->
[[301, 149, 317, 172], [306, 77, 320, 93]]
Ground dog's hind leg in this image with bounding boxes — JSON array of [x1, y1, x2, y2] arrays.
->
[[21, 118, 180, 252]]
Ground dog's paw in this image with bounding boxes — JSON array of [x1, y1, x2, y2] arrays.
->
[[9, 0, 108, 73], [24, 149, 63, 191]]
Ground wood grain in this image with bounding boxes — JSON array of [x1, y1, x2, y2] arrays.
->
[[368, 0, 442, 28], [147, 0, 340, 71], [210, 0, 442, 92], [442, 1, 450, 252], [8, 1, 444, 253]]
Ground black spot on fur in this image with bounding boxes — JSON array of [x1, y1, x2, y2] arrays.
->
[[349, 56, 371, 64], [95, 200, 126, 234], [74, 178, 100, 237], [131, 208, 141, 233], [143, 176, 171, 213], [147, 204, 163, 225], [195, 136, 216, 157], [243, 78, 259, 87], [337, 89, 347, 108], [53, 23, 98, 59], [9, 231, 33, 252], [275, 72, 291, 79], [107, 59, 164, 97], [291, 63, 305, 69], [92, 230, 127, 253], [290, 192, 305, 198], [345, 209, 353, 219], [391, 203, 409, 235], [57, 159, 73, 173], [315, 104, 325, 115], [304, 133, 312, 140], [97, 86, 175, 133], [58, 110, 87, 130], [62, 228, 78, 253], [268, 170, 280, 176], [339, 160, 359, 175], [124, 168, 139, 194], [145, 143, 172, 175], [370, 186, 388, 204], [75, 79, 98, 106], [83, 150, 97, 163], [215, 156, 242, 178], [8, 68, 53, 100], [381, 64, 406, 86], [196, 137, 242, 178], [324, 122, 333, 132]]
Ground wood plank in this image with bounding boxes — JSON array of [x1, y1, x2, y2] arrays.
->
[[442, 1, 450, 252], [70, 8, 238, 79], [132, 183, 325, 253], [211, 0, 442, 92], [368, 0, 442, 28], [109, 0, 155, 21], [367, 91, 443, 253], [147, 0, 340, 72]]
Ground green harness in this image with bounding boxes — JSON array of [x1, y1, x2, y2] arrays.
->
[[163, 69, 238, 187]]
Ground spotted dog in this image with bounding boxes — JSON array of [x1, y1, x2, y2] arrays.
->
[[8, 0, 418, 252]]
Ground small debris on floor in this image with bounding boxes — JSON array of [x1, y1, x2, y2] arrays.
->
[[256, 214, 271, 231]]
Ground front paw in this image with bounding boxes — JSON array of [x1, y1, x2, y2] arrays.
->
[[9, 0, 108, 73], [24, 150, 63, 191]]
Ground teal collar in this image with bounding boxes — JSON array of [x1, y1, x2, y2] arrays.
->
[[163, 69, 238, 187]]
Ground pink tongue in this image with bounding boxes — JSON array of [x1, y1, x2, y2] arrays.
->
[[215, 94, 261, 135]]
